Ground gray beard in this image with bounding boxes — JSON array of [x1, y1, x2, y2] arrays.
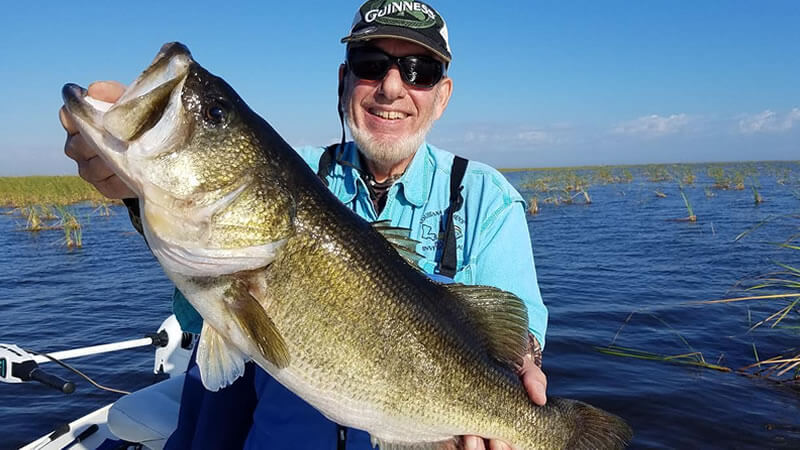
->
[[343, 87, 439, 174], [346, 114, 433, 174]]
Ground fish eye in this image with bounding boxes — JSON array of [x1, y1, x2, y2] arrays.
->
[[203, 102, 227, 125]]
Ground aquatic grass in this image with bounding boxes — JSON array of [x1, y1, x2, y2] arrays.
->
[[678, 186, 696, 222], [54, 206, 83, 249], [601, 234, 799, 384], [732, 170, 747, 191], [621, 168, 633, 183], [691, 240, 799, 384], [527, 197, 539, 215], [750, 176, 764, 204], [91, 201, 114, 217], [739, 350, 800, 383], [643, 165, 671, 182], [707, 166, 731, 189], [595, 345, 732, 372], [599, 311, 731, 372], [21, 205, 62, 232], [519, 169, 594, 211]]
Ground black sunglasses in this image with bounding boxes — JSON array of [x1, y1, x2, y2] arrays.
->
[[346, 46, 445, 89]]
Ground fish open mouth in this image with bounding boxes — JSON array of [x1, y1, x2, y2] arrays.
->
[[62, 43, 193, 143], [61, 43, 194, 196]]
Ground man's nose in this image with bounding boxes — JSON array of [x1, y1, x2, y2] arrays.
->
[[377, 66, 407, 100]]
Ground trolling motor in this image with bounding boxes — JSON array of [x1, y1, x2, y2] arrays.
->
[[0, 343, 76, 393], [0, 315, 194, 394]]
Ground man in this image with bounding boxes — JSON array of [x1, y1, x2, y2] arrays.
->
[[59, 2, 547, 449]]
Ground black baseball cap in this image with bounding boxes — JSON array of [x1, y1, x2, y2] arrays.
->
[[341, 0, 452, 64]]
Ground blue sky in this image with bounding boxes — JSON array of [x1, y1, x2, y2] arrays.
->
[[1, 0, 798, 175]]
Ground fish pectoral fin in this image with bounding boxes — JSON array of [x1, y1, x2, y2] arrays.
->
[[196, 321, 248, 391], [225, 277, 291, 369], [372, 221, 424, 268], [369, 435, 459, 450], [444, 284, 529, 368]]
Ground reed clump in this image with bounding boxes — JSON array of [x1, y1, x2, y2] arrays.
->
[[643, 165, 671, 182], [527, 197, 539, 215], [520, 169, 593, 212], [707, 166, 731, 189], [22, 205, 62, 231], [55, 206, 83, 249], [10, 201, 89, 249]]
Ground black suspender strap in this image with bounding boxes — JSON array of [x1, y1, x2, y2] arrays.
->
[[438, 156, 469, 278], [317, 143, 339, 186]]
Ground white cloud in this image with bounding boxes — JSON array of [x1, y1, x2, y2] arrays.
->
[[612, 114, 690, 137], [738, 108, 800, 134], [516, 129, 557, 145], [442, 124, 562, 147]]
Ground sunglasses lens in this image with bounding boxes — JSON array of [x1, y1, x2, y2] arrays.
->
[[348, 49, 391, 81], [348, 48, 443, 88], [399, 56, 443, 87]]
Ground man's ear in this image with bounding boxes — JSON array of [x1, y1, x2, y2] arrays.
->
[[433, 77, 453, 121]]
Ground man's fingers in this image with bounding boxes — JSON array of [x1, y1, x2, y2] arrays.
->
[[522, 374, 547, 406], [488, 440, 512, 450], [462, 436, 485, 450], [520, 355, 548, 406], [64, 132, 98, 162], [94, 175, 133, 200], [77, 155, 115, 183], [87, 81, 126, 103], [59, 107, 78, 136]]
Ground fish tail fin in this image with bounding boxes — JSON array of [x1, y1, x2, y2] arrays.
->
[[551, 398, 633, 450]]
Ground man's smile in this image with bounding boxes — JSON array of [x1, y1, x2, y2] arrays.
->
[[368, 108, 409, 120]]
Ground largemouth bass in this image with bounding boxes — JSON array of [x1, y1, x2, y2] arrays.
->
[[62, 43, 632, 449]]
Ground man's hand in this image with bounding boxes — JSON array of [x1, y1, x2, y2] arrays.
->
[[462, 354, 547, 450], [59, 81, 135, 199]]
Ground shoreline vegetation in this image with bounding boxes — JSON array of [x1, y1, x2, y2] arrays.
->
[[0, 176, 120, 208], [514, 160, 798, 219], [0, 176, 120, 249], [1, 160, 797, 247]]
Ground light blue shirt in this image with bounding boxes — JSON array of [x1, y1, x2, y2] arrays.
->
[[173, 141, 547, 347]]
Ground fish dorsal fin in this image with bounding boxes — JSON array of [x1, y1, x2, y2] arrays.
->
[[373, 220, 423, 267], [444, 284, 529, 367], [196, 322, 248, 391]]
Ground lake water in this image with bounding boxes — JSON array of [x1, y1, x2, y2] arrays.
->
[[2, 162, 799, 449]]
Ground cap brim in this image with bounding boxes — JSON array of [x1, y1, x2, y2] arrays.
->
[[341, 26, 451, 63]]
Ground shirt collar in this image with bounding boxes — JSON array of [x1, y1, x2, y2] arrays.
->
[[338, 141, 431, 207], [393, 142, 430, 207]]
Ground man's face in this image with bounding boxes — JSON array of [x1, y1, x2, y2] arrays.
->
[[342, 38, 453, 172]]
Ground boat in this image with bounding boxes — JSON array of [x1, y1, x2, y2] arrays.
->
[[2, 316, 194, 450]]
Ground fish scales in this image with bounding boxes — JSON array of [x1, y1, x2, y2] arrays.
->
[[62, 42, 632, 449]]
